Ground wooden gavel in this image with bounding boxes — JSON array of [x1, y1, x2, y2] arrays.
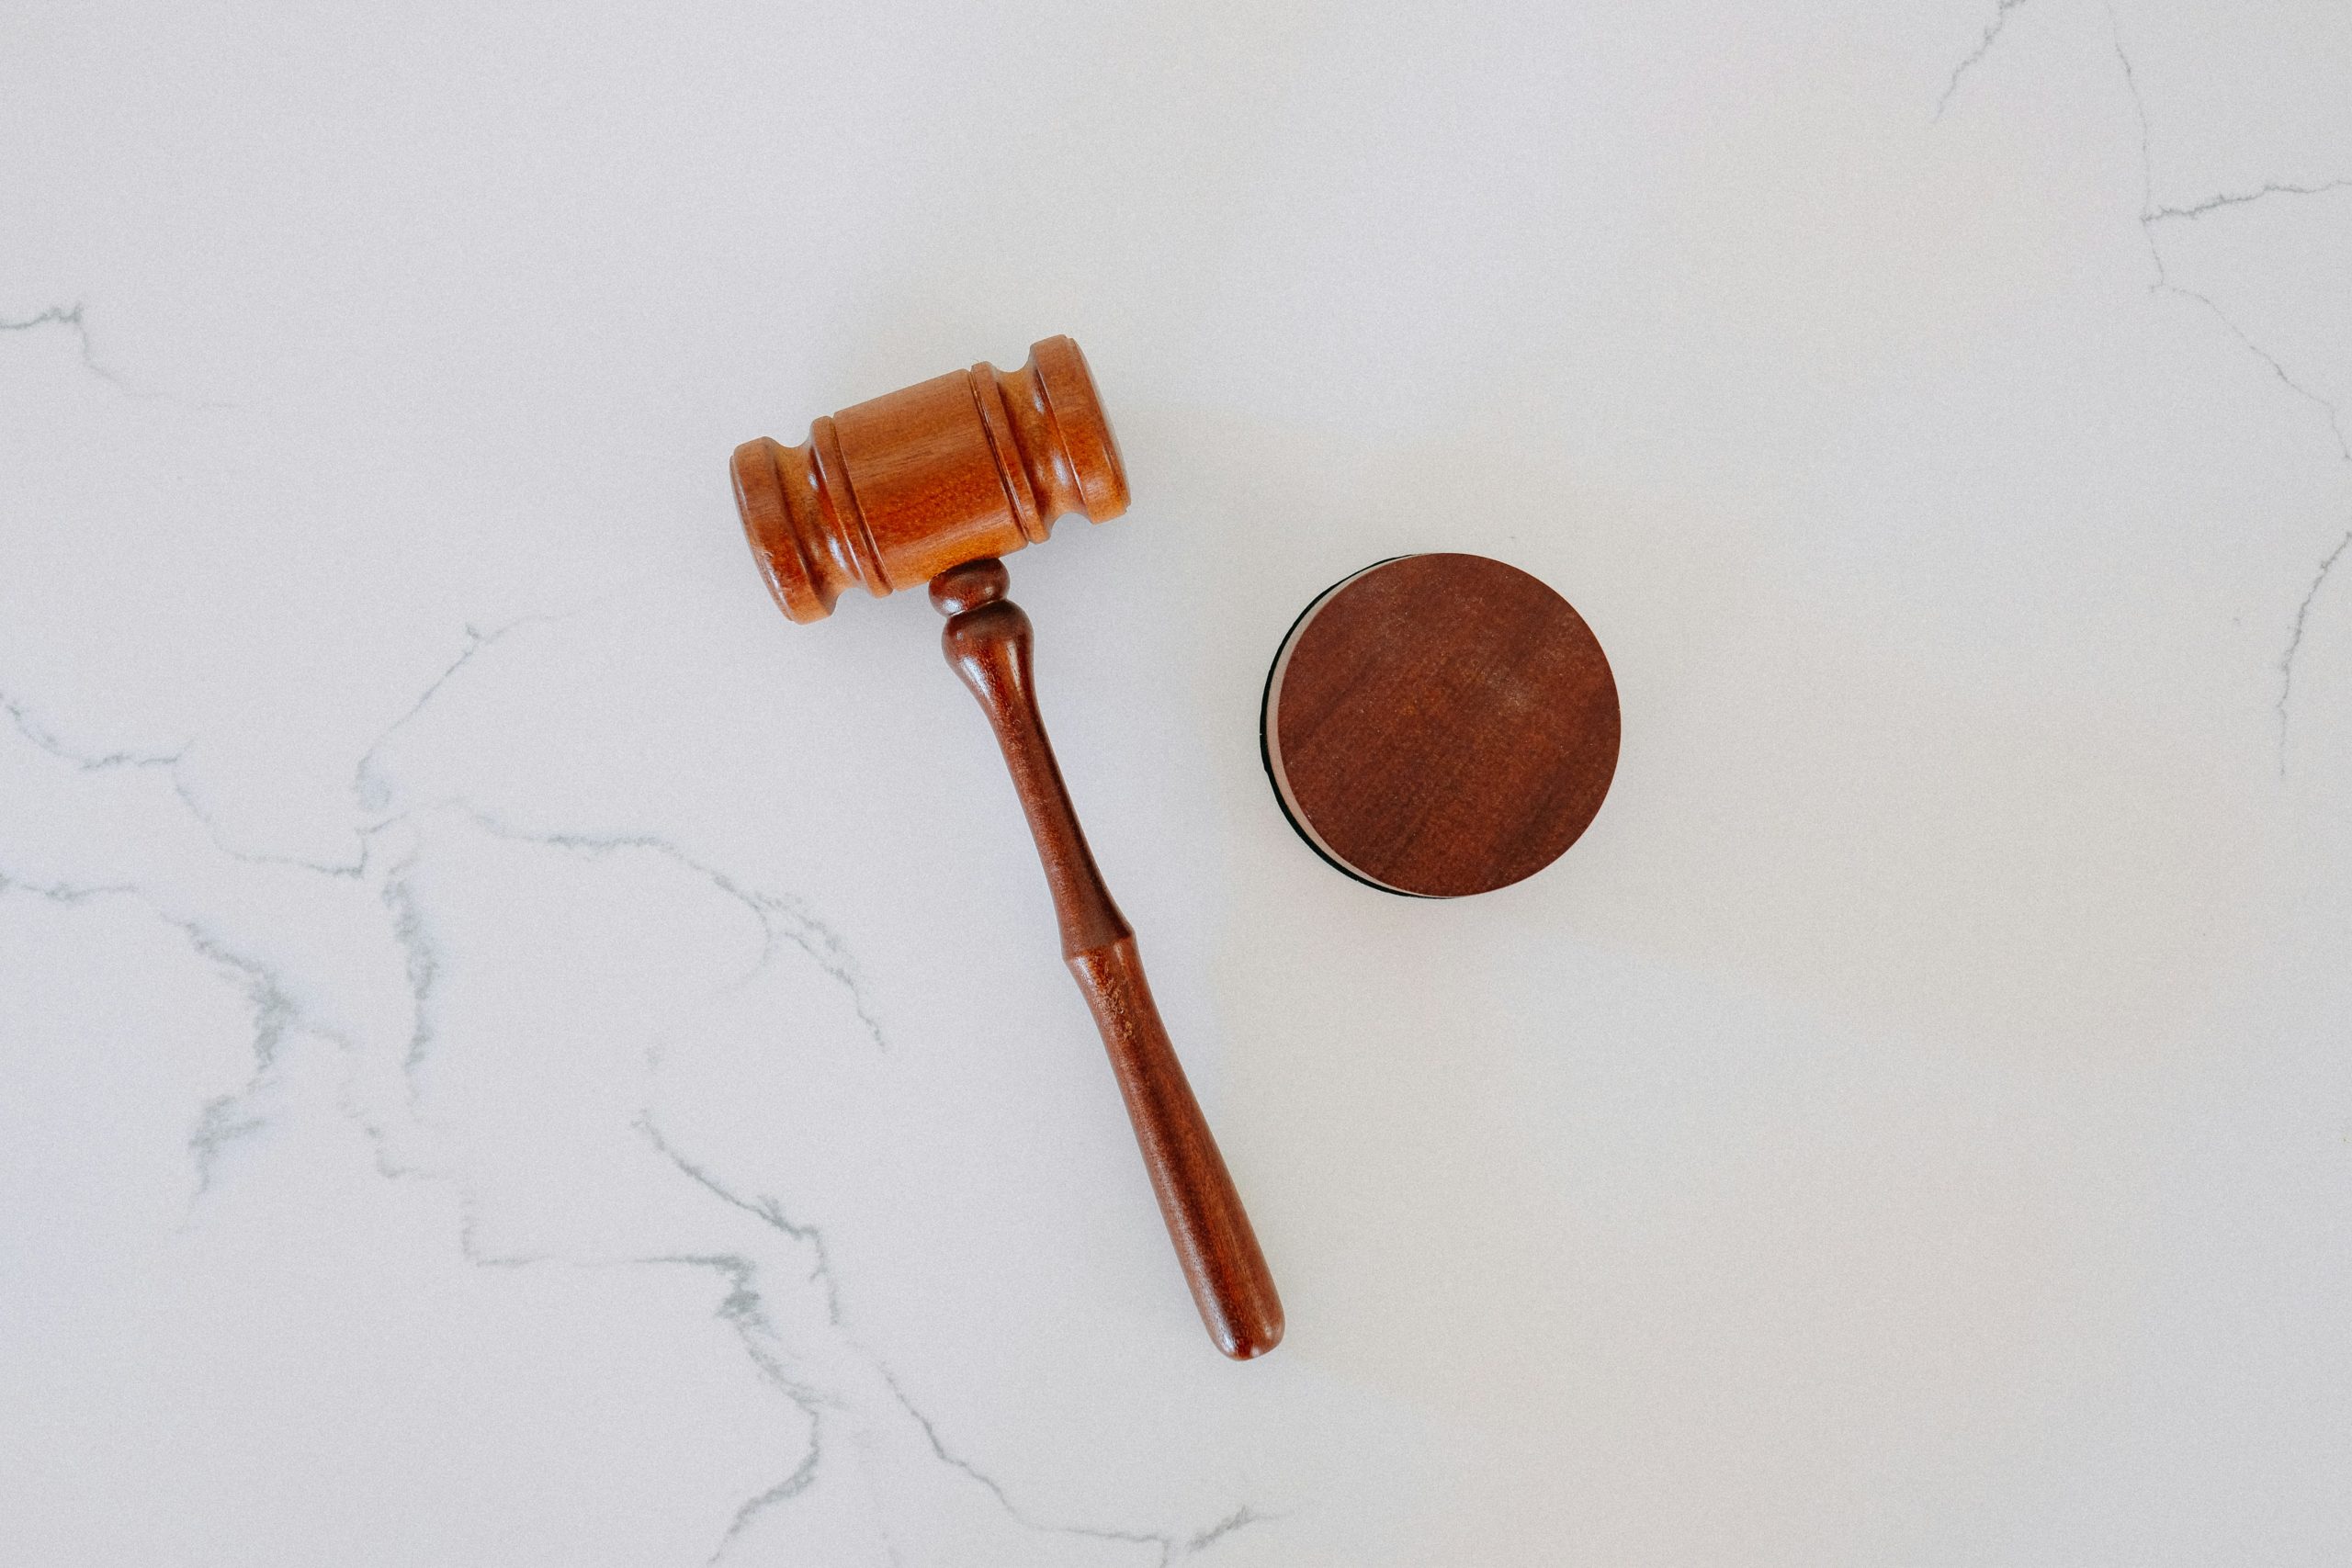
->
[[730, 336, 1283, 1359]]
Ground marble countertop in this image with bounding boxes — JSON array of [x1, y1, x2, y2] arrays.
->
[[5, 2, 2348, 1562]]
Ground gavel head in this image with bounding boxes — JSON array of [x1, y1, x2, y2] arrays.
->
[[730, 335, 1129, 623]]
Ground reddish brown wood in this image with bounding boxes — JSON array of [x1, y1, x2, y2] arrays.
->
[[1262, 553, 1620, 897], [733, 341, 1278, 1357], [933, 558, 1283, 1359], [731, 335, 1128, 622]]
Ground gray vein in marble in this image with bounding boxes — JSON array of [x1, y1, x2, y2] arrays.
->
[[2102, 8, 2352, 777], [0, 867, 139, 908], [5, 681, 376, 879], [1935, 0, 2029, 121], [641, 1113, 1267, 1563], [879, 1364, 1169, 1562], [0, 674, 463, 1196], [175, 920, 301, 1197], [339, 1087, 424, 1182], [670, 1251, 831, 1410], [176, 919, 300, 1077], [2159, 289, 2350, 463], [634, 1250, 831, 1561], [636, 1117, 846, 1557], [188, 1094, 269, 1193], [1182, 1507, 1272, 1556], [6, 623, 1174, 1561], [447, 1190, 556, 1269], [59, 612, 560, 884], [379, 858, 442, 1076], [639, 1112, 842, 1323], [712, 1443, 820, 1563], [2278, 528, 2352, 775], [0, 301, 137, 390], [355, 616, 560, 815], [465, 807, 887, 1050], [175, 774, 382, 881], [2148, 178, 2352, 225], [880, 1365, 1267, 1566], [0, 863, 302, 1197], [2, 689, 184, 773], [2110, 13, 2352, 466]]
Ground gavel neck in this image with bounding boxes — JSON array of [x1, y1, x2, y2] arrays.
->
[[934, 560, 1133, 958]]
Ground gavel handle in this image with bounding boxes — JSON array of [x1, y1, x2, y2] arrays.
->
[[931, 558, 1283, 1359]]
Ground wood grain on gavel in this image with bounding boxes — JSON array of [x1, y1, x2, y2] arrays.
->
[[732, 338, 1283, 1359]]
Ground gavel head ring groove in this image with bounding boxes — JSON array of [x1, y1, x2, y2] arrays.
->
[[730, 334, 1129, 623]]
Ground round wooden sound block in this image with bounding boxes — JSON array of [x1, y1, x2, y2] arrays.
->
[[1261, 554, 1620, 897]]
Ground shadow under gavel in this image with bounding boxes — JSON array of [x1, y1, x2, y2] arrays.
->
[[730, 336, 1283, 1359]]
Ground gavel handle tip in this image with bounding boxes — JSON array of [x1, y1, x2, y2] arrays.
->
[[1069, 937, 1284, 1359]]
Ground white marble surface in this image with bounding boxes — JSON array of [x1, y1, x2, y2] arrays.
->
[[5, 2, 2350, 1562]]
